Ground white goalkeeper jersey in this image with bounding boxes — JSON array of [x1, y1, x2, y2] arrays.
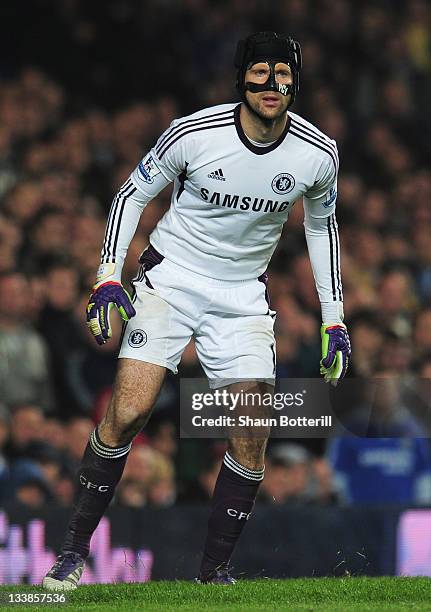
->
[[99, 102, 342, 311]]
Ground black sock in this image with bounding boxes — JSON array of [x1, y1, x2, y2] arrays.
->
[[62, 427, 131, 558], [199, 452, 264, 578]]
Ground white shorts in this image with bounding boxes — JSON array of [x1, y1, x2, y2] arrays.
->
[[119, 245, 276, 388]]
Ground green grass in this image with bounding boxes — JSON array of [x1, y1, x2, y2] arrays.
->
[[0, 578, 430, 611]]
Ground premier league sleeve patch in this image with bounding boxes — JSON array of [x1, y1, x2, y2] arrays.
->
[[134, 154, 162, 185]]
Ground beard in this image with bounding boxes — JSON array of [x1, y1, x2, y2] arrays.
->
[[245, 92, 290, 125]]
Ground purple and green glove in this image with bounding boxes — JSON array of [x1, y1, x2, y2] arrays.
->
[[86, 281, 136, 345], [320, 324, 351, 386]]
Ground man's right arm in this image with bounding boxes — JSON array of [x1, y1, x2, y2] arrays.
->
[[97, 159, 170, 287], [99, 109, 191, 286], [87, 120, 186, 344]]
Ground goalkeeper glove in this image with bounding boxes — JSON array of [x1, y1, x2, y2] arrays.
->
[[86, 281, 136, 346], [320, 324, 351, 386]]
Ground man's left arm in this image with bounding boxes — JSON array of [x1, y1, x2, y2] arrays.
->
[[303, 154, 351, 385]]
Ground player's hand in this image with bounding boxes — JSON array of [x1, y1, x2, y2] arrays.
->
[[86, 282, 136, 346], [320, 324, 351, 386]]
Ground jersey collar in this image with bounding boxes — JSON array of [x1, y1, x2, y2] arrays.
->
[[234, 103, 291, 155]]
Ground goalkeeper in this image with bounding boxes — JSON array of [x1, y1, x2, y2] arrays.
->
[[43, 31, 350, 589]]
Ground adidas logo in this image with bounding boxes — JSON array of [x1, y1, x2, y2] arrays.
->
[[208, 168, 226, 181]]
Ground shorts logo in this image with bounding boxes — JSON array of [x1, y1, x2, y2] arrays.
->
[[322, 185, 337, 208], [137, 155, 161, 184], [271, 173, 295, 195], [128, 329, 147, 347]]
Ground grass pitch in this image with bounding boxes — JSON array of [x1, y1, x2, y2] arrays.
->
[[0, 577, 430, 611]]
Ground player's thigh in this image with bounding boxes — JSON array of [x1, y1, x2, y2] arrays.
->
[[195, 310, 276, 387], [119, 262, 195, 374], [99, 358, 166, 444]]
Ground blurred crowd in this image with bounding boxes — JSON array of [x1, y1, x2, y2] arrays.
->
[[1, 0, 431, 510], [0, 403, 341, 509]]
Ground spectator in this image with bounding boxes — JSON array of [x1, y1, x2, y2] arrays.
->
[[54, 467, 75, 507], [328, 373, 431, 504], [8, 457, 54, 507], [115, 446, 176, 508], [115, 478, 147, 508], [122, 445, 159, 489], [42, 416, 67, 451], [147, 419, 178, 459], [179, 456, 222, 503], [147, 452, 176, 507], [414, 309, 431, 359], [260, 444, 310, 504], [328, 435, 431, 505], [308, 457, 340, 505], [63, 417, 94, 468], [377, 270, 418, 337], [25, 440, 66, 490], [37, 261, 84, 416], [0, 403, 10, 501], [0, 272, 53, 412], [3, 404, 45, 460], [15, 477, 53, 509], [20, 208, 71, 272], [348, 311, 384, 377]]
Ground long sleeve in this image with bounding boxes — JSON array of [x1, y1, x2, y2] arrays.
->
[[303, 147, 343, 323], [95, 117, 189, 285]]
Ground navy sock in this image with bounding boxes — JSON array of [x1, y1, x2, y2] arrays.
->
[[199, 452, 264, 578], [62, 427, 131, 558]]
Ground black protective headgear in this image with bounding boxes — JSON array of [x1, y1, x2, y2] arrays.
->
[[234, 31, 302, 108]]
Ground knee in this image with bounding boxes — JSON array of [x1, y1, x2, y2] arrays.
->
[[228, 437, 268, 471], [99, 399, 151, 446]]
